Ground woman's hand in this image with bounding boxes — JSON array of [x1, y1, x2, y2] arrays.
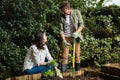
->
[[39, 62, 48, 65]]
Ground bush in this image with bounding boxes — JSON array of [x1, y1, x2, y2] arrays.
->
[[0, 0, 120, 79], [81, 35, 120, 67]]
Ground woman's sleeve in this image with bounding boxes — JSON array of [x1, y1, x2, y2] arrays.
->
[[45, 45, 53, 61], [31, 46, 40, 66]]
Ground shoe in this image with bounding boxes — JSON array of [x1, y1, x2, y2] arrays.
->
[[62, 64, 67, 72], [75, 63, 80, 71]]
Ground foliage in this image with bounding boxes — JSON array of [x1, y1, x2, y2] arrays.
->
[[43, 70, 53, 77], [48, 60, 58, 68], [0, 0, 120, 79], [81, 36, 120, 67], [42, 70, 54, 80]]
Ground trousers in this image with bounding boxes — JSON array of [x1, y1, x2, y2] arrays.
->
[[24, 58, 51, 74], [24, 65, 51, 74], [62, 37, 80, 64]]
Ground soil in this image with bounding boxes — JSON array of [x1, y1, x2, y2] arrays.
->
[[53, 75, 104, 80]]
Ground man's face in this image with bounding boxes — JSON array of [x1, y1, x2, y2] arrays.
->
[[61, 7, 71, 15]]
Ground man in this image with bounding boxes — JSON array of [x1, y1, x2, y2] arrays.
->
[[58, 1, 84, 72]]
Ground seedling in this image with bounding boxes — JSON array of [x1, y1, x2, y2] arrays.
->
[[43, 60, 63, 79]]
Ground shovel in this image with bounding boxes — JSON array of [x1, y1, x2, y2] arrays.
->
[[72, 38, 76, 78]]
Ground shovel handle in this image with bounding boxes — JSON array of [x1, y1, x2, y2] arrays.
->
[[72, 38, 76, 68]]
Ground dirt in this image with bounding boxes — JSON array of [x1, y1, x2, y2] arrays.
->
[[53, 75, 104, 80]]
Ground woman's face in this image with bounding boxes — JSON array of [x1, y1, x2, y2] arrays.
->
[[42, 33, 47, 44]]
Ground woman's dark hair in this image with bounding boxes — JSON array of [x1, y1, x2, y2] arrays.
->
[[33, 32, 45, 49], [59, 1, 70, 10]]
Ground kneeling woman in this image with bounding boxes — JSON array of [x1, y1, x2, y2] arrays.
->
[[23, 32, 53, 74]]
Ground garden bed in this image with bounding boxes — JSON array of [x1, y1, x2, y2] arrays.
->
[[101, 63, 120, 76], [43, 69, 104, 80], [6, 63, 120, 80], [54, 75, 103, 80]]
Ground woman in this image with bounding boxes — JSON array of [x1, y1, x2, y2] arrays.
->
[[23, 32, 53, 74]]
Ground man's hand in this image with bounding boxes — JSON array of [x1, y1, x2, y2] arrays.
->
[[62, 39, 71, 48], [73, 32, 78, 38]]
